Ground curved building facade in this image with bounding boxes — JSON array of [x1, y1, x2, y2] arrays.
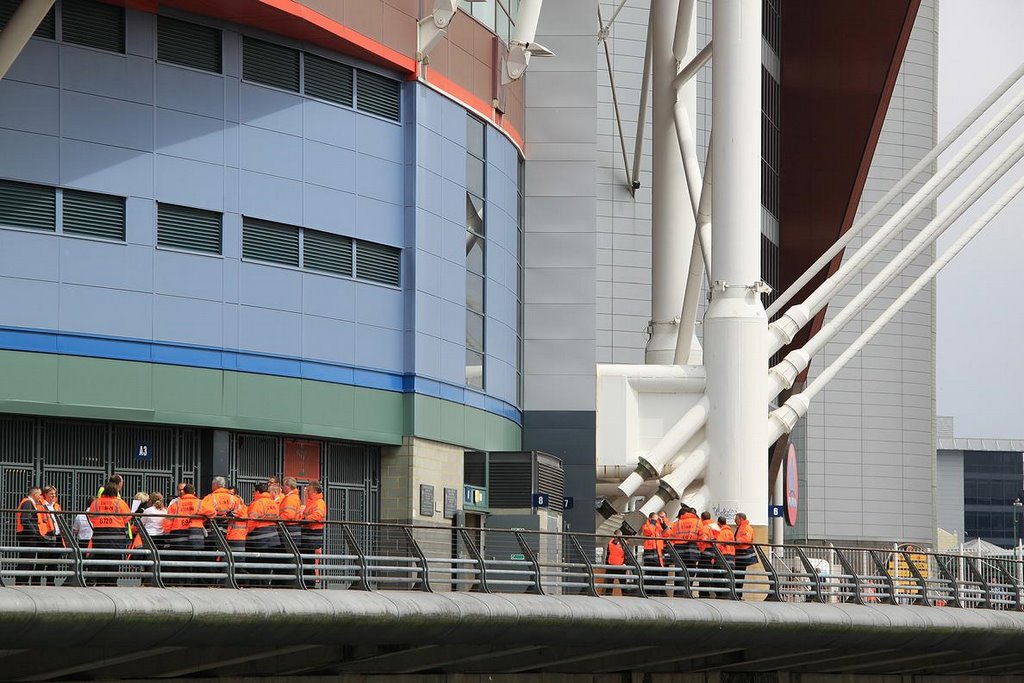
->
[[0, 0, 524, 526]]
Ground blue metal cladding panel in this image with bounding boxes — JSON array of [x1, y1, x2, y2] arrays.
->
[[0, 14, 521, 423]]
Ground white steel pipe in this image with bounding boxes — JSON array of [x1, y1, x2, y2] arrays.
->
[[768, 171, 1024, 444], [616, 407, 708, 497], [767, 59, 1024, 319], [675, 135, 713, 365], [646, 0, 694, 364], [672, 41, 713, 92], [703, 0, 767, 527], [771, 464, 784, 548], [673, 102, 710, 278], [768, 124, 1024, 401], [0, 0, 54, 80], [630, 16, 654, 192], [767, 82, 1024, 356], [510, 0, 543, 45]]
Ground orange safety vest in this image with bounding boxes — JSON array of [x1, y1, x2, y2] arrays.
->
[[279, 489, 302, 525], [665, 512, 701, 545], [640, 521, 662, 552], [16, 497, 46, 535], [89, 496, 131, 529], [606, 538, 625, 566], [735, 520, 754, 550], [697, 520, 715, 553], [227, 497, 249, 541], [199, 488, 238, 520], [717, 524, 736, 557], [302, 492, 327, 530], [163, 494, 202, 533], [247, 492, 280, 532]]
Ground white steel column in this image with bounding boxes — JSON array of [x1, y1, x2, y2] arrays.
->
[[645, 0, 695, 364], [703, 0, 767, 526]]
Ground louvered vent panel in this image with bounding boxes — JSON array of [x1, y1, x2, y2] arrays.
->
[[157, 203, 222, 254], [157, 16, 221, 73], [303, 230, 352, 276], [356, 69, 401, 121], [62, 190, 125, 240], [242, 36, 299, 92], [536, 460, 565, 502], [488, 460, 532, 508], [464, 452, 487, 487], [61, 0, 125, 53], [0, 0, 55, 38], [355, 241, 400, 287], [242, 217, 299, 266], [304, 53, 353, 107], [0, 180, 55, 231]]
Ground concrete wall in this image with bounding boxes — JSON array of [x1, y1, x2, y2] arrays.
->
[[797, 0, 938, 544], [380, 436, 464, 525]]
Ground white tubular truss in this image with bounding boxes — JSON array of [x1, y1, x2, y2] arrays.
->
[[0, 0, 55, 80], [769, 170, 1024, 444], [767, 72, 1024, 356]]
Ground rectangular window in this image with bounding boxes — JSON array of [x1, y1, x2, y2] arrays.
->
[[0, 179, 56, 232], [304, 53, 354, 107], [157, 16, 222, 74], [355, 69, 401, 122], [516, 157, 524, 407], [242, 217, 299, 266], [0, 0, 55, 38], [354, 240, 400, 287], [465, 114, 487, 390], [242, 36, 300, 92], [62, 189, 126, 241], [303, 229, 353, 277], [61, 0, 125, 54], [157, 203, 222, 254]]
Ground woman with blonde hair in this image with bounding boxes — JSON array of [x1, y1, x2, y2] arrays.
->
[[141, 491, 167, 548]]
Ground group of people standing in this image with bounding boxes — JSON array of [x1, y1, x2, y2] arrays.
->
[[605, 508, 756, 597], [13, 474, 328, 587]]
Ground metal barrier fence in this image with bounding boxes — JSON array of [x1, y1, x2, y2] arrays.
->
[[2, 509, 1023, 610]]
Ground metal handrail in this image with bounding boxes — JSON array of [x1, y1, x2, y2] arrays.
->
[[3, 509, 1024, 609]]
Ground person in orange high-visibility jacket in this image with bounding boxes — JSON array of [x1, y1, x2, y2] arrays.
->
[[199, 476, 238, 548], [640, 512, 667, 594], [733, 512, 756, 594], [665, 506, 702, 569], [225, 486, 248, 552], [88, 481, 132, 586], [247, 483, 282, 585], [163, 483, 203, 583], [279, 477, 303, 548], [714, 516, 736, 570], [695, 512, 716, 597], [300, 481, 327, 588], [15, 486, 46, 586], [603, 529, 629, 594]]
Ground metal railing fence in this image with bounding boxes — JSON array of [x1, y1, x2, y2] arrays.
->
[[1, 508, 1023, 610]]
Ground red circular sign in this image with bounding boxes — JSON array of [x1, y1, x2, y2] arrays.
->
[[785, 443, 799, 527]]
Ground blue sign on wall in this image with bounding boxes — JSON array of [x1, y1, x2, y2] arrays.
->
[[769, 505, 784, 518], [563, 496, 574, 511], [532, 493, 550, 508], [134, 441, 152, 461]]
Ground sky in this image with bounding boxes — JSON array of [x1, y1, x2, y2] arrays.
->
[[935, 0, 1024, 439]]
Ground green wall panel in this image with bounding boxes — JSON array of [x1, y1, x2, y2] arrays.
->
[[0, 350, 520, 450]]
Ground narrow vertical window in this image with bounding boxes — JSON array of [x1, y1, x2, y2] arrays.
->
[[465, 116, 487, 390]]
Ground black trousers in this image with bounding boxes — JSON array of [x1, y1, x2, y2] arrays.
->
[[15, 532, 43, 586], [697, 551, 716, 598], [90, 528, 126, 586], [735, 549, 756, 593], [642, 550, 664, 594], [246, 529, 283, 586], [300, 529, 324, 588]]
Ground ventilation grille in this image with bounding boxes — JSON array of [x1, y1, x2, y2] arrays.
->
[[355, 241, 400, 287], [242, 36, 300, 92], [303, 229, 352, 277], [242, 217, 299, 266], [0, 179, 55, 231], [157, 203, 221, 254], [488, 460, 532, 509], [0, 0, 55, 38], [62, 190, 125, 240], [536, 460, 565, 503], [61, 0, 125, 53], [464, 452, 487, 488], [356, 70, 401, 121], [304, 52, 353, 107], [157, 15, 221, 73]]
